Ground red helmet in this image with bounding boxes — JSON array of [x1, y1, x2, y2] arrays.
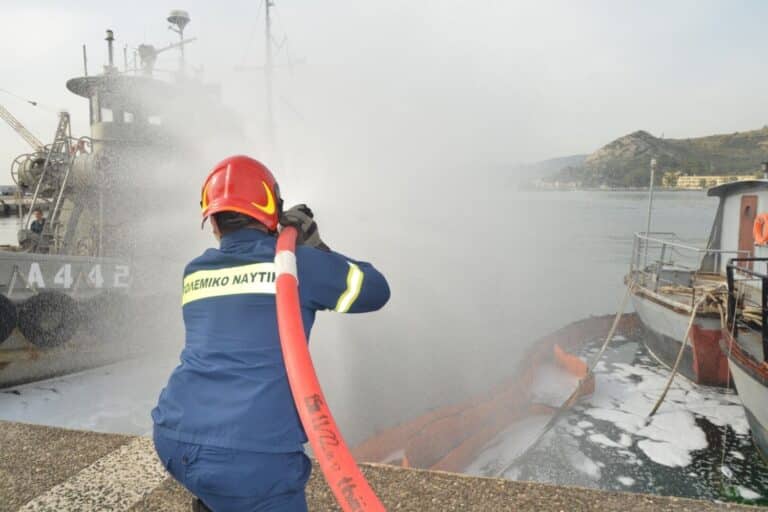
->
[[200, 155, 282, 231]]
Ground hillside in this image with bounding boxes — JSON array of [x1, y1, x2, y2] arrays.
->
[[509, 154, 587, 187], [547, 127, 768, 187]]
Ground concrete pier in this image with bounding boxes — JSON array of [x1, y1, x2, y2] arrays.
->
[[0, 421, 761, 511]]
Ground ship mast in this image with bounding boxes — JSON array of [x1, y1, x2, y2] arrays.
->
[[167, 10, 191, 75], [234, 1, 283, 153], [643, 158, 657, 267]]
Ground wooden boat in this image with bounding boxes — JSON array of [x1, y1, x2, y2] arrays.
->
[[627, 180, 768, 387], [353, 314, 640, 473]]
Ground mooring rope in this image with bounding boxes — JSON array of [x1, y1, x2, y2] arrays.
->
[[647, 286, 726, 418], [718, 284, 744, 493], [586, 280, 635, 374]]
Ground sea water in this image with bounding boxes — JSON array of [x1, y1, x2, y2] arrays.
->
[[0, 215, 18, 244]]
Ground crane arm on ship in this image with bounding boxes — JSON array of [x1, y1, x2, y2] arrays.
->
[[0, 104, 44, 151]]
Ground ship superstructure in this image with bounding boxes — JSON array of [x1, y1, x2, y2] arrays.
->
[[0, 11, 241, 386]]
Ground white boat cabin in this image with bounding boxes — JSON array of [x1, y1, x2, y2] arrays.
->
[[703, 180, 768, 275]]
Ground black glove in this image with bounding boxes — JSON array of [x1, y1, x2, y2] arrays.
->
[[280, 204, 330, 251]]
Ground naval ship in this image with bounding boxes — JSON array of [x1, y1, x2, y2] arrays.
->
[[0, 10, 242, 386]]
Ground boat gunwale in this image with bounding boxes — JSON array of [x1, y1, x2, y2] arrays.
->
[[631, 283, 725, 318], [722, 331, 768, 386]]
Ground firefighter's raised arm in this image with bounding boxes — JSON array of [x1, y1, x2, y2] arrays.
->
[[280, 203, 390, 313], [297, 245, 390, 313]]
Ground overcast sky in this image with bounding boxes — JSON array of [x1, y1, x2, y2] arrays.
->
[[2, 1, 768, 177]]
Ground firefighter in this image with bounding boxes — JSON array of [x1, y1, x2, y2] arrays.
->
[[152, 155, 390, 512]]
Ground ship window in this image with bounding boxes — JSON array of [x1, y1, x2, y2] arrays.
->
[[101, 108, 114, 122], [124, 112, 134, 123], [148, 115, 162, 126]]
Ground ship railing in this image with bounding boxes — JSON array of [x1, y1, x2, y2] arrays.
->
[[630, 232, 748, 301], [726, 258, 768, 362]]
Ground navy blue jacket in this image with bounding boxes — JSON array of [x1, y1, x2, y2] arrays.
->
[[152, 228, 390, 452], [30, 219, 45, 234]]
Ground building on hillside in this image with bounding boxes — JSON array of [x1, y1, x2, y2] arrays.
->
[[532, 179, 581, 190], [671, 174, 757, 189], [662, 171, 684, 187]]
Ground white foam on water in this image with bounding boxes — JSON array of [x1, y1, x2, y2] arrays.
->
[[567, 446, 601, 479], [617, 449, 639, 463], [637, 439, 693, 467], [635, 410, 708, 466], [686, 399, 749, 436], [578, 347, 748, 469], [730, 450, 746, 461], [738, 486, 762, 500], [460, 340, 755, 491], [588, 433, 624, 448], [585, 407, 644, 434]]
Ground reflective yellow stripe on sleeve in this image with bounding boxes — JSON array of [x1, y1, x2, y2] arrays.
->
[[334, 262, 364, 313], [182, 263, 277, 305]]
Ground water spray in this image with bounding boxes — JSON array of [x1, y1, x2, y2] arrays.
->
[[274, 226, 385, 512]]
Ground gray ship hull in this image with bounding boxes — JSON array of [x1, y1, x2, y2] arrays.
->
[[0, 293, 177, 388], [0, 332, 142, 388]]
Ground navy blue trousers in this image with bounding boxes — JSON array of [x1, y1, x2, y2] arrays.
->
[[153, 430, 311, 512]]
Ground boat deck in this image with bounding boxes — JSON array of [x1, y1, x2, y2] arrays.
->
[[634, 272, 728, 316], [0, 421, 759, 511]]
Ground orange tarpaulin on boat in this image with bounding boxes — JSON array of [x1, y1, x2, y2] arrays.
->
[[553, 344, 587, 377], [554, 343, 595, 397]]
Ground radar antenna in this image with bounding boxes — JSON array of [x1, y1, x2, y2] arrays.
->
[[167, 10, 192, 73]]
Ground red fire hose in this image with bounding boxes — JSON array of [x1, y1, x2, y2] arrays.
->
[[274, 227, 385, 512]]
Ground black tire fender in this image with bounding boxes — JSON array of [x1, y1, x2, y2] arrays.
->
[[18, 291, 79, 348], [0, 295, 17, 344]]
